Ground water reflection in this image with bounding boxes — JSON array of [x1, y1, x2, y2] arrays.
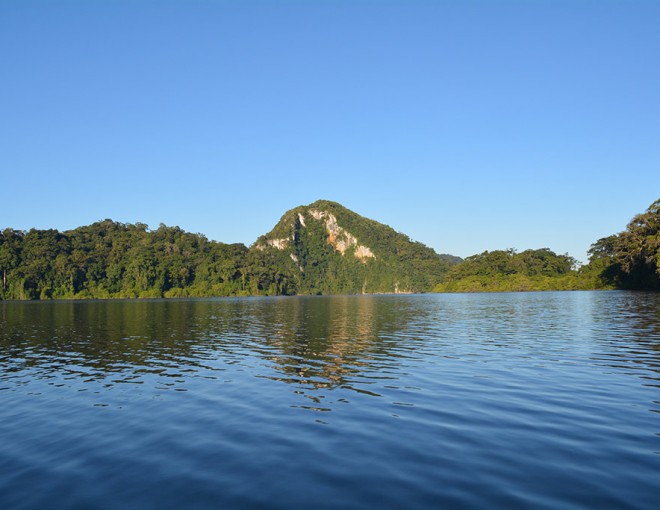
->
[[1, 292, 659, 402], [0, 297, 427, 401], [585, 292, 660, 388], [254, 296, 415, 395], [0, 300, 223, 387], [2, 292, 660, 510]]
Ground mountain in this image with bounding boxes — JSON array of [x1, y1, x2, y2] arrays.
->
[[245, 200, 460, 295], [4, 198, 657, 300], [0, 200, 460, 300]]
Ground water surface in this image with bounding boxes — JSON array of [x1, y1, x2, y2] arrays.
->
[[1, 292, 659, 509]]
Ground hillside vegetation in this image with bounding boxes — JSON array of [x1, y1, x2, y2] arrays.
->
[[1, 198, 658, 300], [0, 200, 458, 299], [585, 199, 660, 291], [433, 248, 593, 293], [0, 221, 249, 300], [249, 200, 458, 295], [434, 199, 660, 293]]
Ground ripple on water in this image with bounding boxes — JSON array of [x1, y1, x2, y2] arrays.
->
[[0, 292, 659, 509]]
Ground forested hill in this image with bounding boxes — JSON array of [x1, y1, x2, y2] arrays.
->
[[3, 198, 657, 300], [0, 200, 460, 300], [249, 200, 460, 295]]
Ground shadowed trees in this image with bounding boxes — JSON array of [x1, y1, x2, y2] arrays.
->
[[587, 199, 660, 290]]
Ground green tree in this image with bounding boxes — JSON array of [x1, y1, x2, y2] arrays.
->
[[0, 229, 22, 297], [585, 199, 660, 290]]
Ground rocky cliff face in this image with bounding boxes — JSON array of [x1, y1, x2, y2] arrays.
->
[[256, 206, 375, 262], [249, 200, 458, 295], [309, 209, 374, 260]]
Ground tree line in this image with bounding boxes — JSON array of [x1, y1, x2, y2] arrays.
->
[[434, 199, 660, 293], [1, 199, 658, 299], [0, 202, 455, 299], [586, 199, 660, 291], [0, 220, 253, 300]]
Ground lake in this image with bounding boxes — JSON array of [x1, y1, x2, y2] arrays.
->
[[1, 292, 658, 509]]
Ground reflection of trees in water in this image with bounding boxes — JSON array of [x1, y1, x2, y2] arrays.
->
[[3, 293, 658, 404], [254, 296, 417, 397], [587, 292, 660, 384], [0, 300, 238, 384], [0, 297, 422, 396]]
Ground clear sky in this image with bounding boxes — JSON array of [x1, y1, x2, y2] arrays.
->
[[2, 0, 658, 263]]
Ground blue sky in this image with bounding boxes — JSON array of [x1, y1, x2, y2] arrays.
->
[[2, 0, 658, 263]]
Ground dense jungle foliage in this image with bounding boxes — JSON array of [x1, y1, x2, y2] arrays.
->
[[250, 200, 459, 295], [586, 199, 660, 291], [1, 199, 658, 300], [0, 200, 459, 299], [0, 221, 251, 300], [434, 199, 660, 293], [433, 248, 592, 292]]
